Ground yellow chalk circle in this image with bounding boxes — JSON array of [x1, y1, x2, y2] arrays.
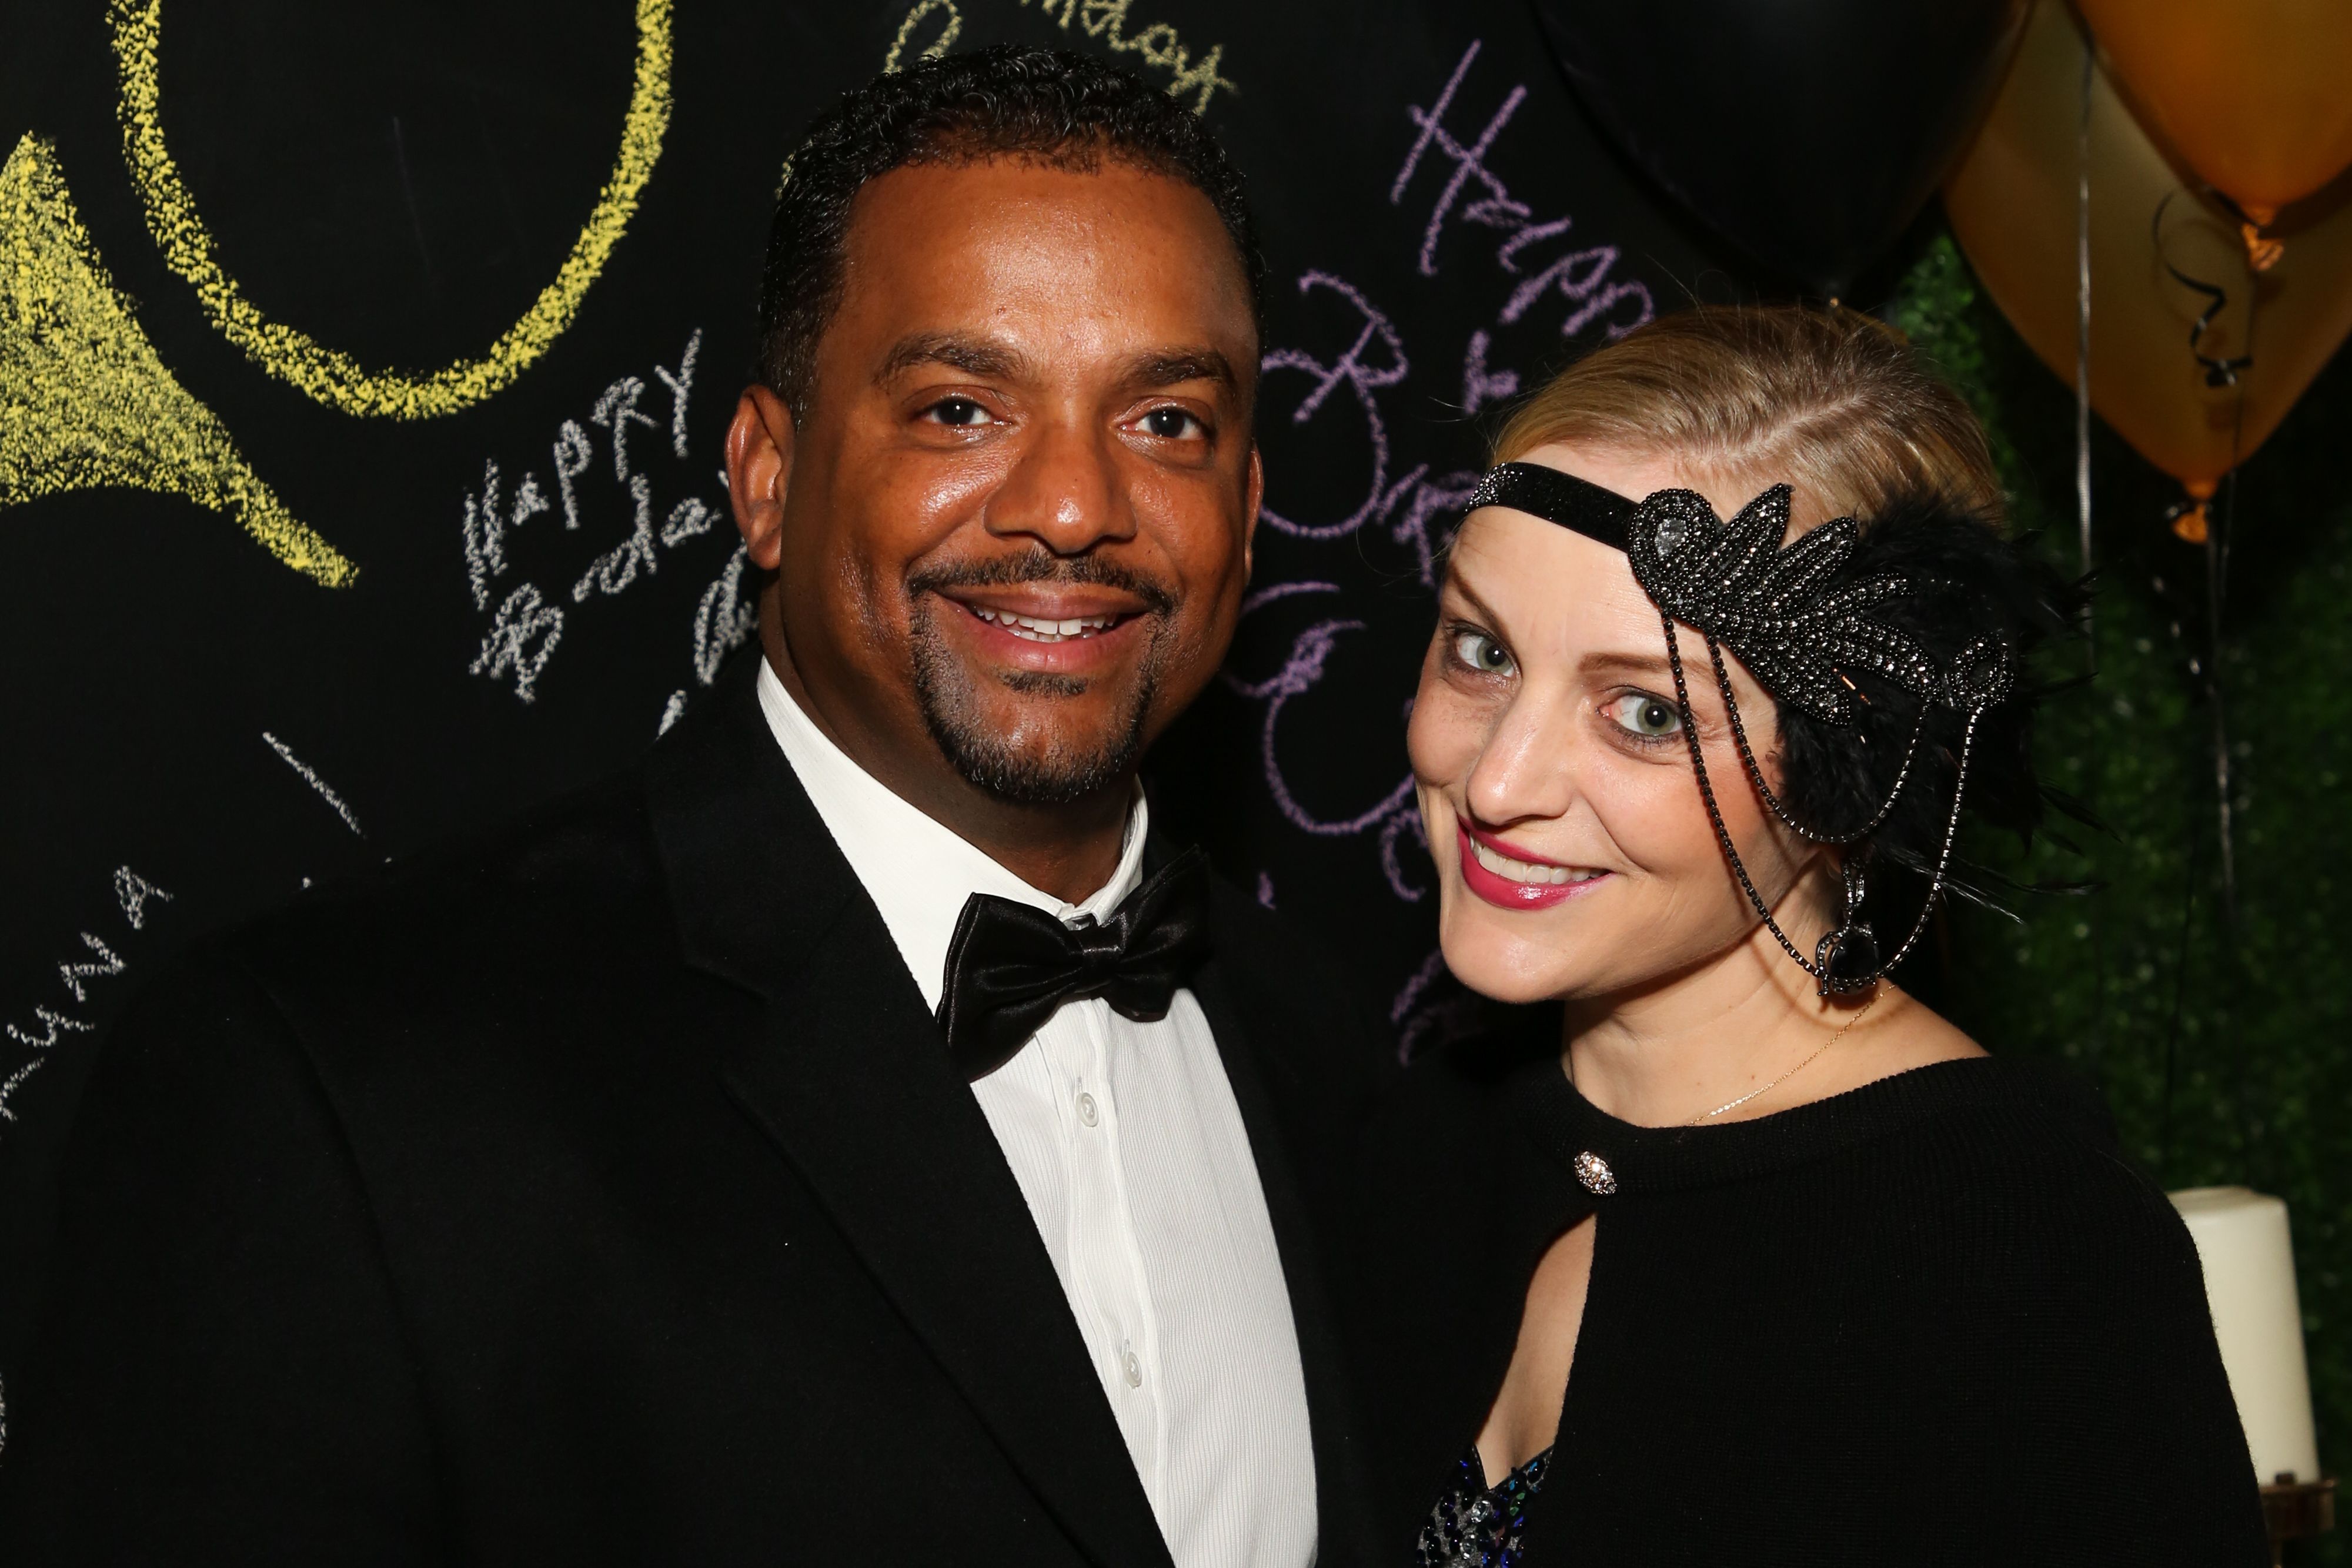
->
[[0, 135, 355, 587], [886, 0, 964, 70], [109, 0, 673, 420]]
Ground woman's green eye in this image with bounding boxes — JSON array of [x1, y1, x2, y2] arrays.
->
[[1451, 630, 1515, 676], [1608, 693, 1683, 739]]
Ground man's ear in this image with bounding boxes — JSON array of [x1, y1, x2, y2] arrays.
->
[[1241, 442, 1263, 582], [725, 386, 797, 571]]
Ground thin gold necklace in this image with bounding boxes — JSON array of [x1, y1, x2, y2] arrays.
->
[[1684, 987, 1885, 1126]]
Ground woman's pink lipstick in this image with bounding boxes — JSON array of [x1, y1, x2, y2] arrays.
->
[[1456, 822, 1611, 911]]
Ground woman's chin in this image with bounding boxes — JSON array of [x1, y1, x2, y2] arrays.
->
[[1437, 904, 1587, 1005]]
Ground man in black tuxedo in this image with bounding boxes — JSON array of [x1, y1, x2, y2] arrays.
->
[[0, 46, 1379, 1567]]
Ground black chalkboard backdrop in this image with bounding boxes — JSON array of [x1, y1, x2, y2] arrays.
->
[[0, 0, 1745, 1406]]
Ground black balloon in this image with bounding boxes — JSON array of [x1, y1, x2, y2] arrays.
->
[[1528, 0, 2028, 297]]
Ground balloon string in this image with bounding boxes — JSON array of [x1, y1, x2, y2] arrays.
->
[[2206, 315, 2248, 929], [2150, 192, 2254, 389]]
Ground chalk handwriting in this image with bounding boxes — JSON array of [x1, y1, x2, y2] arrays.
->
[[461, 459, 552, 611], [1461, 329, 1517, 415], [263, 729, 366, 836], [4, 1008, 90, 1054], [1390, 945, 1482, 1064], [470, 583, 565, 704], [1392, 44, 1655, 342], [591, 375, 658, 483], [879, 0, 1235, 113], [571, 473, 660, 601], [459, 329, 731, 703], [693, 544, 757, 687], [1259, 273, 1409, 542], [1231, 41, 1667, 1056], [56, 932, 123, 1003], [1222, 610, 1424, 902], [1392, 45, 1530, 278], [660, 497, 714, 547], [653, 329, 700, 459], [552, 420, 593, 531], [115, 865, 171, 928], [2, 866, 174, 1124], [1013, 0, 1235, 112]]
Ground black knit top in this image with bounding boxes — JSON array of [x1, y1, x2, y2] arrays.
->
[[1345, 1051, 2270, 1567]]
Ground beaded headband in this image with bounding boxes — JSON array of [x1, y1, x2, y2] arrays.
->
[[1462, 462, 2019, 995]]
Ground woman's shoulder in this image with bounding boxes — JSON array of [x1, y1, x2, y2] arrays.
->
[[1847, 1054, 2207, 1293]]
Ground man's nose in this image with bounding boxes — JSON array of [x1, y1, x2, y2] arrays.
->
[[984, 416, 1136, 556]]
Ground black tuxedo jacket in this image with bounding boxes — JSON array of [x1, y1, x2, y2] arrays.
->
[[0, 661, 1382, 1566]]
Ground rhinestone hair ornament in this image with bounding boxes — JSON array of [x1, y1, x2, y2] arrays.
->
[[1462, 462, 2020, 995]]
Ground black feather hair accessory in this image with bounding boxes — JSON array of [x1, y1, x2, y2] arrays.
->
[[1464, 462, 2081, 996]]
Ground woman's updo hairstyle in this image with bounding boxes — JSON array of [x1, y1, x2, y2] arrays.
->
[[1491, 304, 2077, 913]]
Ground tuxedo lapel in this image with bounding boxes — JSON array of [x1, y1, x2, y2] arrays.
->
[[644, 664, 1173, 1568], [1188, 928, 1378, 1567]]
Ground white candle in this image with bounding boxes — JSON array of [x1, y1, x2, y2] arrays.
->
[[2170, 1185, 2322, 1485]]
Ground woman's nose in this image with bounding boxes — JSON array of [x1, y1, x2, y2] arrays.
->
[[1464, 690, 1582, 828]]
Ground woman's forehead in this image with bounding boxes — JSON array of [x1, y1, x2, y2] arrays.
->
[[1446, 508, 1658, 651], [1510, 438, 1836, 534], [1511, 441, 1691, 503]]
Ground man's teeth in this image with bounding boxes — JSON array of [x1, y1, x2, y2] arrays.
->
[[970, 606, 1120, 643], [1471, 838, 1604, 887]]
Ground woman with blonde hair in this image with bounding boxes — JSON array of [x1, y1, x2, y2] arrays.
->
[[1350, 306, 2266, 1566]]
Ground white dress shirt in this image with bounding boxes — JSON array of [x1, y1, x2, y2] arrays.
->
[[756, 661, 1317, 1568]]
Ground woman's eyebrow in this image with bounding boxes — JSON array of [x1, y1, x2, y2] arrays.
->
[[1579, 650, 1675, 680], [1445, 573, 1676, 681], [1439, 571, 1512, 636]]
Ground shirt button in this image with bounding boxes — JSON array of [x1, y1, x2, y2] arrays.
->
[[1075, 1090, 1100, 1128], [1121, 1345, 1144, 1389]]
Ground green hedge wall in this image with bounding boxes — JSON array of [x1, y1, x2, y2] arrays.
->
[[1890, 223, 2351, 1559]]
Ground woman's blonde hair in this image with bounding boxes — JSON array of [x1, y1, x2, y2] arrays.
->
[[1492, 305, 2002, 529]]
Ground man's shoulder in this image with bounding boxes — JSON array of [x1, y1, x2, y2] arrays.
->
[[223, 765, 672, 1027]]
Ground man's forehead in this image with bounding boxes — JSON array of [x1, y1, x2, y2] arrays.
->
[[838, 159, 1254, 318]]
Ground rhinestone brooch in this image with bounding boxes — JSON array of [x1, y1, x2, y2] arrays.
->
[[1572, 1151, 1618, 1196]]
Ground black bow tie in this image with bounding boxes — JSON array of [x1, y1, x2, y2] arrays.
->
[[935, 847, 1215, 1082]]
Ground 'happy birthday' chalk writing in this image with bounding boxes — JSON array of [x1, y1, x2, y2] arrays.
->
[[1233, 41, 1663, 1054], [459, 328, 750, 706]]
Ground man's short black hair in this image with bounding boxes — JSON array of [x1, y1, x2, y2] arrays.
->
[[756, 44, 1264, 416]]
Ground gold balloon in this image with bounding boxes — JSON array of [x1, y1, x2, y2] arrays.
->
[[2076, 0, 2352, 226], [1945, 0, 2352, 534]]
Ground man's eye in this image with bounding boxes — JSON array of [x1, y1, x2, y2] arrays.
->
[[1450, 630, 1515, 676], [1140, 407, 1204, 440], [923, 397, 994, 427], [1605, 693, 1683, 740]]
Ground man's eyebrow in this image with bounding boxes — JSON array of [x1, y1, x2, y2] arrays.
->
[[873, 332, 1031, 386], [1124, 346, 1240, 392]]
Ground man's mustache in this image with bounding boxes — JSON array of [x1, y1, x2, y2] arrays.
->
[[907, 550, 1178, 619]]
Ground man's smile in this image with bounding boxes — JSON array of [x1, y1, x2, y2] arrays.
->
[[931, 585, 1157, 675]]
